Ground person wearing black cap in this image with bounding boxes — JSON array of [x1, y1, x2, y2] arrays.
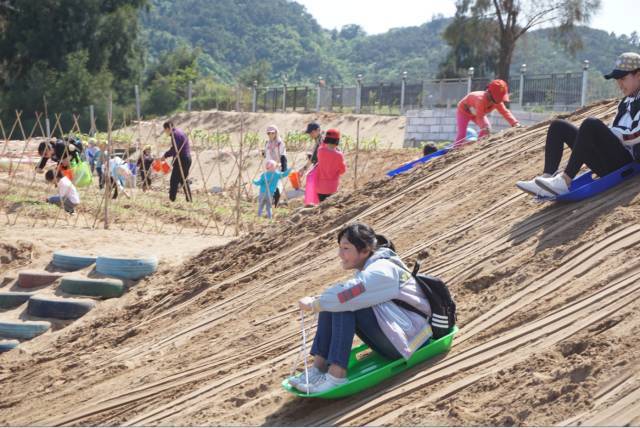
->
[[305, 122, 323, 165], [36, 137, 82, 172], [517, 52, 640, 197]]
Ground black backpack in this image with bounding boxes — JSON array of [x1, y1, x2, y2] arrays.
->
[[393, 260, 457, 339]]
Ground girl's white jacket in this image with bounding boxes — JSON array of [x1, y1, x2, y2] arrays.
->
[[311, 248, 433, 359]]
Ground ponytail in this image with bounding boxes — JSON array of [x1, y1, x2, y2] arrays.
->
[[338, 223, 395, 253], [374, 234, 395, 252]]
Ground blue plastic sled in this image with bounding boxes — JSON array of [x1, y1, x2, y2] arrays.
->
[[538, 162, 640, 202], [386, 147, 451, 178]]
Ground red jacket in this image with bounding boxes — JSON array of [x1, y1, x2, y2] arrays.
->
[[457, 91, 518, 127], [316, 144, 346, 195]]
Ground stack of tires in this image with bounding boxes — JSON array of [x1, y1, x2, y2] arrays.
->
[[0, 252, 158, 355]]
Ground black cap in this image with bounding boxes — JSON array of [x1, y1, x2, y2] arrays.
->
[[604, 69, 632, 80], [604, 52, 640, 80], [305, 122, 320, 134]]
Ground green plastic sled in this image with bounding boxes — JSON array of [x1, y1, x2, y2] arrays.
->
[[282, 326, 458, 399]]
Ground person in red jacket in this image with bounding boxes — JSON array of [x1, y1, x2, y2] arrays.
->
[[454, 79, 520, 148], [316, 129, 347, 202]]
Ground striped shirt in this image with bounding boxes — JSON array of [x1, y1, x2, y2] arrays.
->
[[611, 90, 640, 155]]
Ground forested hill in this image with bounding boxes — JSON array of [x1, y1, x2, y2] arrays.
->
[[140, 0, 348, 84], [142, 0, 640, 85]]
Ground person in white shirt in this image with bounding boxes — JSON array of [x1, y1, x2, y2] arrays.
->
[[45, 169, 80, 214], [263, 125, 288, 207], [517, 52, 640, 197]]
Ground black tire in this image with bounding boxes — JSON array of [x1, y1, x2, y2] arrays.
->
[[0, 291, 34, 309], [0, 339, 19, 353], [17, 271, 63, 288], [52, 252, 96, 271], [95, 256, 158, 280], [27, 295, 95, 320], [60, 277, 124, 299], [0, 321, 51, 339]]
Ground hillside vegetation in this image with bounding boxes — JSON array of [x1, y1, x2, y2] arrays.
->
[[142, 0, 640, 83]]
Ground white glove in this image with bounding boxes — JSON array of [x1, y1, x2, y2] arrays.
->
[[299, 296, 316, 312]]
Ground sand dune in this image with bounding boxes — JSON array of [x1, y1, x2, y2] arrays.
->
[[1, 100, 640, 426]]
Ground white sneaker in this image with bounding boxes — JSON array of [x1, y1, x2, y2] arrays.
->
[[516, 178, 554, 198], [288, 366, 324, 389], [300, 372, 348, 394], [535, 173, 570, 195]]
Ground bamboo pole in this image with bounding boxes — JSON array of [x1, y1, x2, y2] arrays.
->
[[354, 119, 360, 190], [104, 93, 112, 229], [234, 116, 244, 236]]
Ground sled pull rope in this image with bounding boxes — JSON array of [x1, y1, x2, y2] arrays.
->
[[289, 310, 316, 394], [300, 309, 311, 394]]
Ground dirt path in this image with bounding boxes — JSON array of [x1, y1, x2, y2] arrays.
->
[[1, 100, 640, 426]]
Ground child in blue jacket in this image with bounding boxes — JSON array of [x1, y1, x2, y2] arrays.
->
[[253, 160, 290, 219]]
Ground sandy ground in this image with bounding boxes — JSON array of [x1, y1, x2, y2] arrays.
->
[[123, 110, 407, 148], [0, 114, 419, 234], [0, 224, 229, 270], [1, 101, 640, 426]]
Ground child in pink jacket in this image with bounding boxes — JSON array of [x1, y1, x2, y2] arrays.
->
[[454, 79, 520, 148], [316, 129, 347, 202]]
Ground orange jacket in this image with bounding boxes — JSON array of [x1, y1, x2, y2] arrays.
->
[[457, 91, 518, 127]]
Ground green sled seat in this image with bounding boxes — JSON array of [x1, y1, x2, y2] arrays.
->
[[282, 326, 458, 399]]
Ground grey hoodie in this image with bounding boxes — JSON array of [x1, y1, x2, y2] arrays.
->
[[312, 248, 433, 359]]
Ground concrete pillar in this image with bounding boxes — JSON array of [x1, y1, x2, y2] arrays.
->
[[282, 74, 288, 112], [316, 76, 322, 112], [519, 64, 526, 106], [252, 81, 258, 112], [581, 60, 590, 107], [400, 71, 407, 114], [134, 85, 141, 119], [89, 105, 95, 137], [356, 74, 362, 114]]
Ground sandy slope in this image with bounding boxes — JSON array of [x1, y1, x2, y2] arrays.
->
[[1, 100, 640, 426], [124, 110, 407, 148]]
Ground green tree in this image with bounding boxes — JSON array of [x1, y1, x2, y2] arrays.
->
[[0, 0, 147, 88], [143, 46, 199, 115], [339, 24, 366, 40], [0, 0, 147, 124], [439, 11, 498, 78], [238, 60, 272, 87], [445, 0, 601, 81]]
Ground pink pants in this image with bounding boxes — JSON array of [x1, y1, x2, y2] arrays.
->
[[304, 166, 319, 206], [454, 110, 491, 148]]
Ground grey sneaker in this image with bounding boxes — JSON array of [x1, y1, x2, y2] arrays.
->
[[301, 372, 348, 394], [288, 366, 324, 388], [535, 173, 570, 195], [516, 178, 553, 198]]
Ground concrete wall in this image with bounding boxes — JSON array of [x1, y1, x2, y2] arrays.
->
[[404, 107, 551, 147]]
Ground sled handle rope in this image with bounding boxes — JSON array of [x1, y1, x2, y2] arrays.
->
[[289, 309, 317, 394], [300, 309, 311, 394]]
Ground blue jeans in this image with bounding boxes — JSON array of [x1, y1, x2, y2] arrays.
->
[[310, 307, 401, 370], [258, 192, 272, 218], [96, 166, 104, 189], [47, 196, 77, 213]]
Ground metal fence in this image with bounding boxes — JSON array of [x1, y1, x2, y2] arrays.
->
[[250, 61, 591, 115]]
